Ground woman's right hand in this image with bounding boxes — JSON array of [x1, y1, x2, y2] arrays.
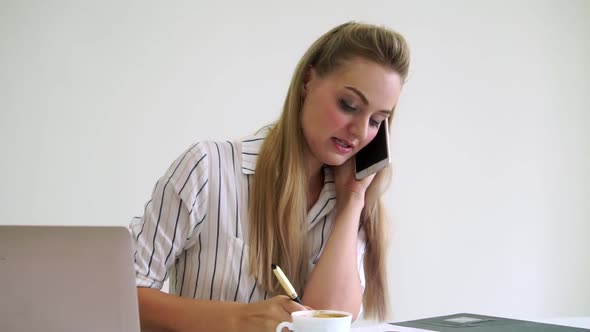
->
[[235, 295, 308, 332]]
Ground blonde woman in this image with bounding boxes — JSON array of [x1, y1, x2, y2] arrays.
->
[[131, 21, 410, 332]]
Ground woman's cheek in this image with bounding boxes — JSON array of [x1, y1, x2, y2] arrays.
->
[[325, 106, 348, 127]]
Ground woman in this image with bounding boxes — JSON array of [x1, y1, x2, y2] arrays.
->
[[130, 21, 410, 332]]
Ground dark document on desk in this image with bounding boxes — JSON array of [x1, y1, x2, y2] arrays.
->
[[391, 313, 590, 332]]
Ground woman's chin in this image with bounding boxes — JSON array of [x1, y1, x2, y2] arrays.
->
[[321, 155, 351, 167]]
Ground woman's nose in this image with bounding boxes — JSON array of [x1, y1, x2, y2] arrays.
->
[[349, 117, 369, 142]]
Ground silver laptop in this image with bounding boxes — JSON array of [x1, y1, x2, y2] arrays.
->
[[0, 226, 140, 332]]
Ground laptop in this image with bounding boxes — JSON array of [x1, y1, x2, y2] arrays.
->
[[0, 226, 140, 332]]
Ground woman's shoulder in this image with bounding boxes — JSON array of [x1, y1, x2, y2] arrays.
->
[[168, 126, 273, 178], [188, 126, 272, 154], [237, 126, 273, 174]]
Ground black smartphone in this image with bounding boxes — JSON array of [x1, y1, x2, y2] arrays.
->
[[354, 118, 391, 180]]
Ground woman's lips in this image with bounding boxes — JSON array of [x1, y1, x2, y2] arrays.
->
[[331, 137, 353, 154]]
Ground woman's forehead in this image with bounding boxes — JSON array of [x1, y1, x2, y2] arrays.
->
[[326, 59, 402, 109]]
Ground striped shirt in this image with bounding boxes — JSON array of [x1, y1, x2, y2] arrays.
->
[[130, 130, 367, 303]]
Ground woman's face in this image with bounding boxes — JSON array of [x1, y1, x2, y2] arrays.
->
[[301, 58, 402, 168]]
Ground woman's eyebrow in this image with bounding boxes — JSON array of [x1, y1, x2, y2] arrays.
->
[[345, 86, 369, 105], [345, 86, 393, 115]]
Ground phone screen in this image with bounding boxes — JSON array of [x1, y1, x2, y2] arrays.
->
[[354, 119, 390, 179]]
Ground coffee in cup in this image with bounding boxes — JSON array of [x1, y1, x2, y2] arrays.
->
[[312, 312, 349, 318], [276, 310, 352, 332]]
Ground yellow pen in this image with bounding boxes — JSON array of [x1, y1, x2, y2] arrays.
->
[[271, 263, 303, 304]]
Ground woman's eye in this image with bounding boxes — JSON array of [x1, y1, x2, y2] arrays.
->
[[339, 99, 357, 112], [369, 118, 381, 127]]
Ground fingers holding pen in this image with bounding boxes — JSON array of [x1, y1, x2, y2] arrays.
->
[[235, 264, 313, 332], [236, 295, 301, 332], [279, 295, 307, 313]]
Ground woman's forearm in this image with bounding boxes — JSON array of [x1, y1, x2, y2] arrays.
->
[[302, 197, 364, 319]]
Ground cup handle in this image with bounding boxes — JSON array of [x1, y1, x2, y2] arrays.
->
[[276, 321, 294, 332]]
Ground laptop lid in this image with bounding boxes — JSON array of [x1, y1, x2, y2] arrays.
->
[[0, 226, 140, 332]]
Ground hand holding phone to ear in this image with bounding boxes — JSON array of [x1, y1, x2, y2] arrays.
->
[[334, 158, 376, 211], [354, 118, 391, 180], [335, 118, 390, 210]]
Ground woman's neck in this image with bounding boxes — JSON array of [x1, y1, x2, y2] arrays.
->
[[305, 156, 324, 211]]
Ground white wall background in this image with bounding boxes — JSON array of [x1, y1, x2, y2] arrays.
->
[[1, 0, 589, 323]]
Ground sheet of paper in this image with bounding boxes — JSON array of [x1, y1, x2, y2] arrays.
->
[[351, 322, 436, 332]]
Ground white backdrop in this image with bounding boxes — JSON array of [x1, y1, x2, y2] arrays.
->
[[1, 0, 589, 322]]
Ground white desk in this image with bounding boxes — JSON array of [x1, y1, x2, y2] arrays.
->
[[351, 317, 590, 331]]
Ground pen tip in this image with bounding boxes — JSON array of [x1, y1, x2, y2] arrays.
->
[[271, 263, 277, 269]]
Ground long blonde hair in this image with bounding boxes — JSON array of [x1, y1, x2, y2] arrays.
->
[[248, 21, 410, 320]]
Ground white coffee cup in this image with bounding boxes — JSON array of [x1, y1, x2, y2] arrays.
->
[[276, 310, 352, 332]]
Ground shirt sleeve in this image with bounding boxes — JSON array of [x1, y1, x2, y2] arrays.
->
[[129, 142, 210, 289]]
